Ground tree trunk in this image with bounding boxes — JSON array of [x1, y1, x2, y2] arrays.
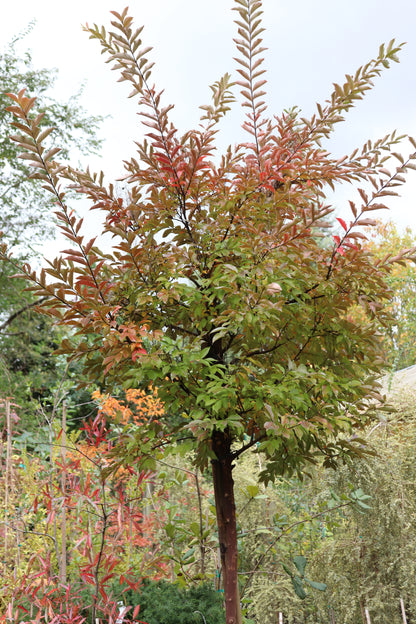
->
[[211, 428, 242, 624]]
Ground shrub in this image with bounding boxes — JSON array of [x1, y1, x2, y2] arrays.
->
[[123, 580, 225, 624]]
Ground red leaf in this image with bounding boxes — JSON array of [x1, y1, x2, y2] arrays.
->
[[124, 575, 139, 590], [343, 241, 358, 251], [99, 586, 108, 601], [75, 276, 96, 288], [132, 346, 147, 362], [17, 606, 29, 615], [336, 217, 348, 231]]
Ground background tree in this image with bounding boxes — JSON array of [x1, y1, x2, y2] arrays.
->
[[306, 385, 416, 623], [0, 30, 103, 429], [365, 220, 416, 371], [0, 28, 102, 248], [3, 3, 416, 623]]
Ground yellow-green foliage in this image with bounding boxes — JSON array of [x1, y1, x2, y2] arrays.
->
[[0, 453, 48, 610], [366, 221, 416, 370], [233, 453, 333, 623], [307, 387, 416, 623]]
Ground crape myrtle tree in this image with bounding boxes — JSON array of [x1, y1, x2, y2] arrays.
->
[[2, 2, 416, 622]]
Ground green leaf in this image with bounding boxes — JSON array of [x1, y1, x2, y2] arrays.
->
[[165, 523, 175, 539], [189, 522, 201, 537], [357, 500, 372, 510], [293, 555, 307, 577], [246, 484, 259, 498], [305, 579, 327, 592], [292, 575, 307, 600], [182, 547, 195, 561]]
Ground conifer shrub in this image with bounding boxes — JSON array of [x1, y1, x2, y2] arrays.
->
[[123, 580, 225, 624]]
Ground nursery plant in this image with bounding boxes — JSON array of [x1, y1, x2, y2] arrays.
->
[[2, 1, 416, 622], [0, 395, 167, 623]]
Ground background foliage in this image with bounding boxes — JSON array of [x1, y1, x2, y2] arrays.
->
[[0, 29, 102, 247], [364, 221, 416, 371], [0, 32, 102, 430]]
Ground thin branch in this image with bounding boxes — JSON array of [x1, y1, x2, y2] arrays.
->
[[232, 433, 266, 460], [0, 297, 47, 331]]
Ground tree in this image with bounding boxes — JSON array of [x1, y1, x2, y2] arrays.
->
[[365, 220, 416, 370], [0, 260, 63, 420], [307, 386, 416, 623], [0, 31, 103, 427], [0, 29, 102, 248], [2, 3, 416, 622]]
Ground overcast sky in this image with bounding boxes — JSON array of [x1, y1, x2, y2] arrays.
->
[[1, 0, 416, 233]]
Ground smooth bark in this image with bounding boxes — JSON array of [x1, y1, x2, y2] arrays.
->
[[211, 428, 242, 624]]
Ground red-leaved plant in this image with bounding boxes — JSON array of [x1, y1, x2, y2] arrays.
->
[[0, 395, 169, 624]]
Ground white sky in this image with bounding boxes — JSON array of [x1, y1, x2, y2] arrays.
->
[[1, 0, 416, 235]]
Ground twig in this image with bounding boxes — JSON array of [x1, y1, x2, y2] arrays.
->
[[0, 297, 47, 331]]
